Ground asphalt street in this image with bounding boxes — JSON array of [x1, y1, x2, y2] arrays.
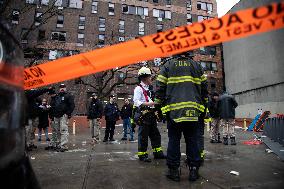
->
[[28, 122, 284, 189]]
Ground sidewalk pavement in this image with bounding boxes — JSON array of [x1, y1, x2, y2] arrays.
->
[[29, 122, 284, 189]]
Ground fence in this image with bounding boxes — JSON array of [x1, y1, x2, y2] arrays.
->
[[263, 115, 284, 146]]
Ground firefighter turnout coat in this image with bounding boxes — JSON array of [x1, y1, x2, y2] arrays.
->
[[155, 57, 208, 123]]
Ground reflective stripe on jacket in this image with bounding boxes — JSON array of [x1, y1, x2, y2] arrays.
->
[[155, 57, 208, 123]]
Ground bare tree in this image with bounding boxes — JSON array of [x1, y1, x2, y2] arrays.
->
[[1, 0, 61, 66]]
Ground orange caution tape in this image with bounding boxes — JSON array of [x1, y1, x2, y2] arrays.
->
[[24, 2, 284, 90]]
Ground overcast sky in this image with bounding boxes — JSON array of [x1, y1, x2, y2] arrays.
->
[[216, 0, 240, 17]]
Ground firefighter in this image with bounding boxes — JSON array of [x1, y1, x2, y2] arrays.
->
[[133, 67, 166, 162], [155, 52, 208, 182]]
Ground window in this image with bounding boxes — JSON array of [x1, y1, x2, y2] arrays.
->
[[153, 9, 171, 19], [122, 5, 148, 16], [69, 0, 83, 9], [99, 18, 105, 32], [26, 0, 39, 4], [198, 15, 211, 22], [119, 20, 125, 33], [128, 5, 136, 14], [199, 46, 216, 55], [41, 0, 49, 5], [200, 61, 217, 71], [166, 0, 171, 5], [35, 11, 42, 26], [98, 34, 105, 45], [11, 9, 20, 24], [118, 36, 125, 42], [91, 1, 98, 13], [57, 15, 64, 28], [187, 14, 192, 24], [138, 22, 145, 35], [197, 1, 213, 12], [38, 30, 45, 41], [51, 31, 66, 42], [186, 0, 192, 11], [153, 0, 158, 3], [78, 16, 86, 30], [54, 0, 69, 7], [21, 28, 28, 43], [77, 33, 84, 46], [108, 3, 114, 15], [157, 24, 163, 32]]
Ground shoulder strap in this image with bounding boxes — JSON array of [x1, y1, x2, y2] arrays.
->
[[138, 84, 149, 102]]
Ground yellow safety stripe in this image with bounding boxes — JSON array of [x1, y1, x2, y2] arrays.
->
[[200, 74, 207, 82], [153, 147, 162, 152], [173, 117, 198, 122], [156, 75, 168, 84], [167, 76, 202, 85], [200, 150, 205, 159], [137, 152, 148, 156], [161, 101, 205, 114]]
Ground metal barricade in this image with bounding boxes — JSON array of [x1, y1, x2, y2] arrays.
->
[[264, 116, 284, 146]]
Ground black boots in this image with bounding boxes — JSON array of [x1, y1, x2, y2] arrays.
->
[[139, 155, 152, 163], [189, 166, 199, 182], [166, 168, 180, 182], [217, 133, 222, 143], [230, 137, 237, 145], [153, 151, 166, 159], [223, 137, 228, 145]]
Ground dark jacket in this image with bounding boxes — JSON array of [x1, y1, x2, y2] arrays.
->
[[49, 92, 75, 118], [87, 98, 103, 119], [38, 104, 50, 128], [155, 57, 208, 123], [120, 104, 133, 119], [25, 88, 49, 119], [104, 102, 119, 121], [208, 98, 219, 118], [217, 93, 238, 119]]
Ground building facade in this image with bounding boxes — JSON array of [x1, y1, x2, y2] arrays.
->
[[1, 0, 223, 114], [223, 0, 284, 118]]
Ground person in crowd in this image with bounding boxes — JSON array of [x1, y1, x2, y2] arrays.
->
[[120, 98, 134, 141], [133, 67, 166, 163], [46, 84, 75, 152], [25, 88, 50, 151], [218, 91, 238, 145], [38, 98, 51, 142], [87, 93, 103, 142], [208, 92, 222, 143], [103, 95, 120, 142], [155, 51, 208, 182]]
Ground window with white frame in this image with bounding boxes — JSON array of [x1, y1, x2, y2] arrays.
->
[[122, 5, 148, 16], [51, 31, 66, 42], [26, 0, 38, 4], [98, 34, 105, 45], [40, 0, 49, 5], [91, 1, 98, 13], [187, 14, 192, 24], [198, 15, 211, 22], [69, 0, 83, 9], [153, 9, 171, 19], [128, 5, 136, 14], [108, 3, 115, 15], [35, 11, 42, 26], [138, 22, 145, 35], [77, 33, 84, 46], [78, 16, 86, 30], [11, 9, 20, 24], [118, 36, 125, 42], [99, 18, 105, 32], [200, 61, 217, 71], [157, 24, 163, 32], [197, 1, 213, 12], [57, 14, 64, 28], [186, 0, 192, 11], [119, 20, 125, 33]]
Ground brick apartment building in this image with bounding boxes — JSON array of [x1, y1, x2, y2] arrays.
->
[[1, 0, 223, 114]]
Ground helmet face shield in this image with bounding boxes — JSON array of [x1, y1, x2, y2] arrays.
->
[[0, 22, 25, 170]]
